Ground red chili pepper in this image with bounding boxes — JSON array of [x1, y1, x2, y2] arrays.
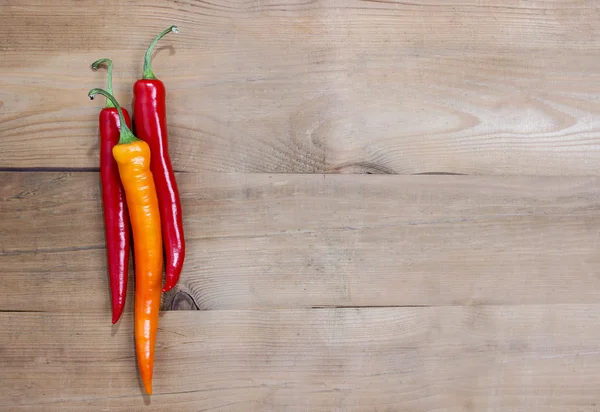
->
[[133, 26, 185, 292], [91, 58, 132, 324]]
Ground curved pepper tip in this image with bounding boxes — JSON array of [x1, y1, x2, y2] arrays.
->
[[143, 380, 153, 395], [162, 265, 183, 292], [111, 310, 122, 325], [111, 297, 126, 324]]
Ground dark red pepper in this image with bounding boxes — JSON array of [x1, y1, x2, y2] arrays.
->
[[92, 58, 132, 323], [133, 26, 185, 292]]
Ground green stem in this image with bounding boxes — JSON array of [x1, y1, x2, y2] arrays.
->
[[91, 58, 115, 108], [88, 88, 139, 145], [143, 25, 179, 80]]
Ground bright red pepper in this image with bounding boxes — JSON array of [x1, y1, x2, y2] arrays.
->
[[91, 58, 132, 324], [133, 26, 185, 292]]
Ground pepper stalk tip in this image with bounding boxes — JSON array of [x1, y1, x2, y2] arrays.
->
[[142, 25, 180, 80], [90, 58, 115, 107]]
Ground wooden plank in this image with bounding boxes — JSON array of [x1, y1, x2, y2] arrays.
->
[[3, 172, 600, 312], [3, 1, 600, 174], [2, 306, 600, 410]]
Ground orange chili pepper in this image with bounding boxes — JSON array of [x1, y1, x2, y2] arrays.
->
[[89, 88, 162, 395]]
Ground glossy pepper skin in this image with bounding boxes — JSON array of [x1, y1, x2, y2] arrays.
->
[[91, 58, 132, 325], [133, 25, 185, 292], [90, 88, 162, 395]]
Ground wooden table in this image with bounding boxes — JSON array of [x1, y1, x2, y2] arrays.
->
[[3, 1, 600, 410]]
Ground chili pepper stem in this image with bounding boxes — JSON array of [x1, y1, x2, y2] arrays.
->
[[89, 88, 139, 145], [91, 59, 116, 109], [143, 25, 179, 80]]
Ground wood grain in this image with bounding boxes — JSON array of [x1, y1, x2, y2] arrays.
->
[[3, 0, 600, 174], [3, 306, 600, 411], [3, 172, 600, 312], [5, 1, 600, 408]]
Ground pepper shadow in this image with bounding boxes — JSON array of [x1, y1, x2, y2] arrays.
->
[[110, 317, 121, 337], [152, 45, 176, 60]]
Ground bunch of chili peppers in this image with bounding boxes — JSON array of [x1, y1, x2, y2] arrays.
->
[[88, 26, 184, 395]]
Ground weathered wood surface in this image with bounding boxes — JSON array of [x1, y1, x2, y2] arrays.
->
[[3, 0, 600, 174], [4, 0, 600, 409], [3, 172, 600, 313], [3, 306, 600, 411]]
